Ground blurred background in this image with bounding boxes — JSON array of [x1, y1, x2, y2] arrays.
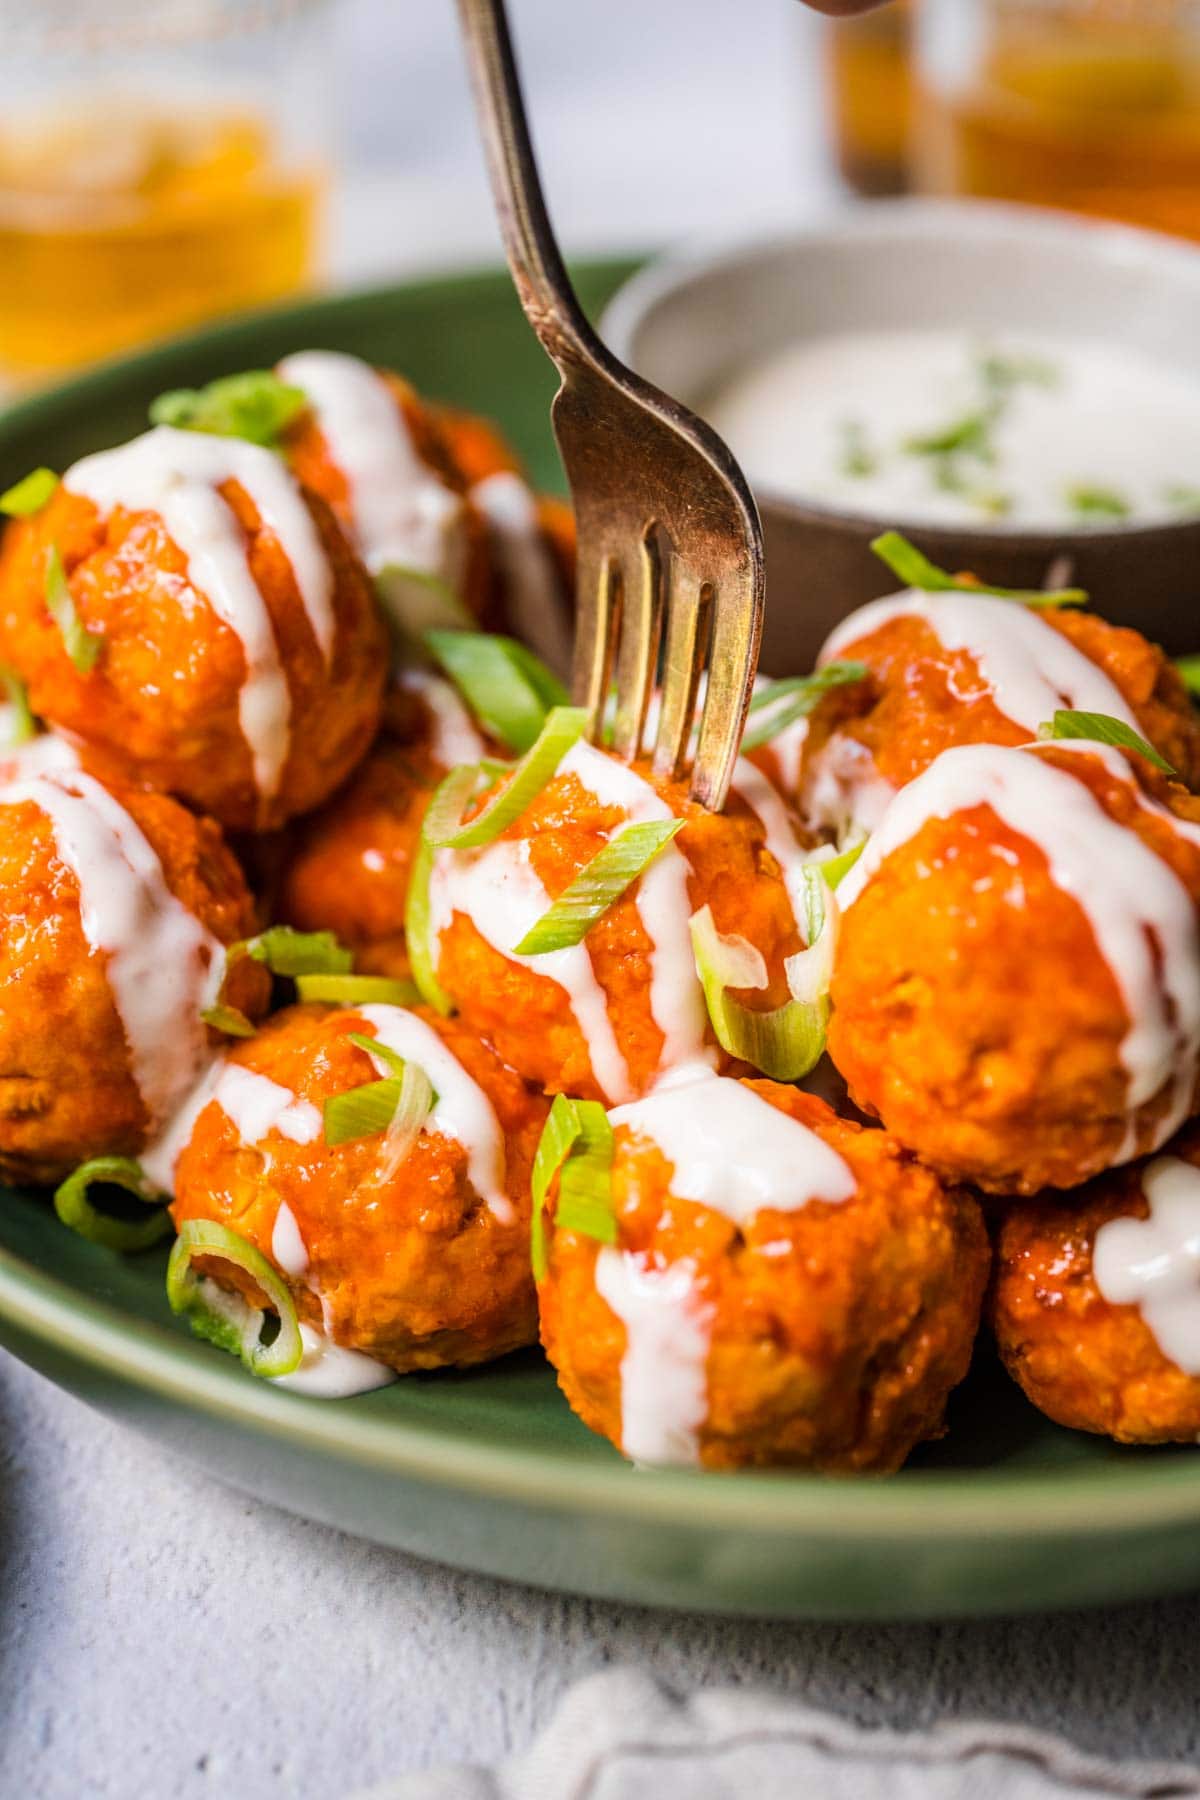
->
[[4, 0, 1200, 390]]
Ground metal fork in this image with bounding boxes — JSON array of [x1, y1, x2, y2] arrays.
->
[[455, 0, 764, 810]]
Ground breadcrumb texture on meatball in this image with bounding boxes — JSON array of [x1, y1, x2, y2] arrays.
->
[[0, 779, 266, 1185], [806, 605, 1200, 801], [538, 1081, 990, 1472], [172, 1004, 546, 1372], [991, 1130, 1200, 1444], [431, 759, 807, 1102], [828, 748, 1200, 1195], [0, 478, 388, 830]]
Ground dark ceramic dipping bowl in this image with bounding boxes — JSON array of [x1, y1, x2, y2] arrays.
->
[[603, 200, 1200, 673]]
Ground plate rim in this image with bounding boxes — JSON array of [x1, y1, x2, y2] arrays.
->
[[3, 268, 1200, 1551]]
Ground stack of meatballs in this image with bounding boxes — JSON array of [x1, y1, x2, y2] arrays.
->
[[0, 352, 1197, 1473]]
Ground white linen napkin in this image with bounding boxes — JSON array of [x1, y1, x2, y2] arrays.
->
[[357, 1666, 1200, 1800]]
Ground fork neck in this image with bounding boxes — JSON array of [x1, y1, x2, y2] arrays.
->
[[455, 0, 609, 380]]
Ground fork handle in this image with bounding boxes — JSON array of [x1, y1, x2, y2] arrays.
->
[[455, 0, 607, 379]]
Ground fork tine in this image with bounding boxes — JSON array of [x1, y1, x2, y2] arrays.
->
[[611, 527, 665, 762], [690, 576, 761, 810], [571, 545, 621, 742], [652, 569, 709, 780]]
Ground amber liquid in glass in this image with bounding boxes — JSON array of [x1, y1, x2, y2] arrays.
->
[[827, 1, 915, 197], [0, 103, 322, 382], [916, 6, 1200, 239]]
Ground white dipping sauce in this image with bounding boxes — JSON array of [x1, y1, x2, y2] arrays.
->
[[1094, 1157, 1200, 1375], [594, 1249, 714, 1467], [706, 329, 1200, 529]]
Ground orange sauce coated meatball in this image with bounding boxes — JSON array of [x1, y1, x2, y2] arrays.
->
[[538, 1077, 989, 1472], [992, 1123, 1200, 1443], [0, 469, 387, 831], [172, 1004, 546, 1372], [0, 774, 267, 1184], [828, 746, 1200, 1194], [430, 750, 808, 1102]]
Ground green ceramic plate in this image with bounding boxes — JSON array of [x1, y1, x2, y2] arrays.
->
[[2, 262, 1199, 1621]]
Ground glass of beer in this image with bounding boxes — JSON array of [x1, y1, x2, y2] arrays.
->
[[914, 0, 1200, 240], [0, 0, 330, 387]]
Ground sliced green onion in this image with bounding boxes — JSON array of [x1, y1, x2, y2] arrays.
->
[[1065, 483, 1130, 520], [378, 1059, 434, 1182], [809, 833, 867, 892], [150, 371, 307, 448], [424, 630, 568, 754], [1037, 709, 1174, 774], [513, 819, 684, 955], [742, 662, 868, 751], [404, 831, 454, 1015], [903, 410, 995, 462], [167, 1218, 302, 1377], [229, 926, 353, 978], [201, 1003, 256, 1038], [977, 348, 1059, 396], [1, 466, 58, 518], [690, 904, 826, 1082], [422, 705, 587, 851], [530, 1093, 616, 1278], [295, 973, 420, 1006], [1164, 486, 1200, 517], [837, 419, 876, 478], [346, 1031, 403, 1076], [324, 1076, 404, 1146], [45, 544, 101, 672], [0, 667, 35, 747], [1174, 654, 1200, 699], [375, 565, 474, 639], [54, 1156, 171, 1253], [870, 530, 1087, 609]]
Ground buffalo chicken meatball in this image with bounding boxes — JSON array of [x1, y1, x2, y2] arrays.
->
[[828, 739, 1200, 1194], [423, 736, 816, 1103], [276, 669, 489, 975], [0, 765, 267, 1185], [537, 1070, 989, 1471], [277, 351, 573, 656], [798, 587, 1200, 839], [171, 1002, 547, 1373], [0, 427, 387, 830], [992, 1126, 1200, 1443]]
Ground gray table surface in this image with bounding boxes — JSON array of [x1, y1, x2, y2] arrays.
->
[[2, 1352, 1198, 1799]]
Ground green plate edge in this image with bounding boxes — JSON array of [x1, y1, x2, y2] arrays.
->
[[1, 259, 1199, 1621]]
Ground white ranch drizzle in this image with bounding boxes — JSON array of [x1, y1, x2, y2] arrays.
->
[[470, 470, 571, 669], [396, 667, 486, 770], [593, 1248, 714, 1467], [1093, 1156, 1200, 1375], [271, 1202, 310, 1277], [277, 349, 464, 581], [429, 835, 633, 1102], [355, 1004, 513, 1222], [556, 740, 709, 1076], [140, 1061, 223, 1196], [730, 756, 812, 925], [610, 1066, 856, 1225], [802, 732, 897, 839], [0, 731, 80, 785], [821, 588, 1140, 735], [271, 1321, 396, 1398], [210, 1063, 323, 1147], [1, 769, 223, 1129], [838, 741, 1200, 1139], [66, 425, 335, 807]]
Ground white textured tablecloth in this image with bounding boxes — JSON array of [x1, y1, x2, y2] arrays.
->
[[3, 1356, 1200, 1799]]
